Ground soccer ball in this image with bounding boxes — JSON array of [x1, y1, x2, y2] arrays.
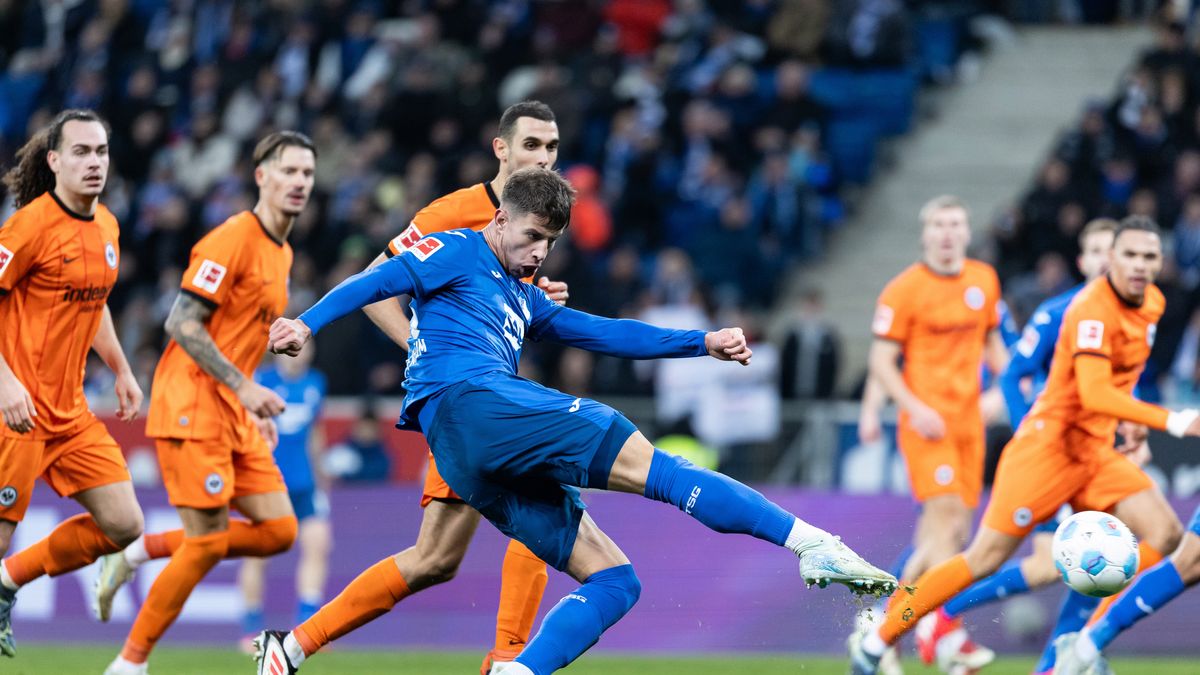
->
[[1052, 511, 1139, 597]]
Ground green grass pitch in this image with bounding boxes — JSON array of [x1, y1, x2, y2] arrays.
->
[[6, 645, 1196, 674]]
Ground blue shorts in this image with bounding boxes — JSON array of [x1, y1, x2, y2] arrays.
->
[[420, 373, 637, 571], [288, 488, 330, 522], [1034, 505, 1074, 534]]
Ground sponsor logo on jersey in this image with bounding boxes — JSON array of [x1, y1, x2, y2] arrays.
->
[[872, 305, 894, 335], [1077, 320, 1104, 350], [0, 486, 17, 507], [0, 244, 14, 279], [193, 260, 227, 294], [411, 237, 444, 261], [105, 242, 118, 269], [964, 286, 985, 310], [62, 284, 112, 303]]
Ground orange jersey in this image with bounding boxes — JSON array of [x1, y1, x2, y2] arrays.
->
[[872, 260, 1001, 415], [385, 182, 499, 256], [0, 192, 120, 439], [1027, 277, 1167, 441], [146, 211, 292, 440]]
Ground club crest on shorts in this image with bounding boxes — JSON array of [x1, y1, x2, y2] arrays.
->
[[204, 473, 224, 495], [105, 242, 118, 269], [964, 286, 985, 310], [934, 464, 955, 486], [0, 486, 17, 507], [1013, 507, 1033, 527]]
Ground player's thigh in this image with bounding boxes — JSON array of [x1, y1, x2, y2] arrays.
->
[[565, 512, 631, 584], [473, 478, 590, 574], [1109, 485, 1183, 554], [231, 425, 290, 515], [0, 434, 44, 525], [606, 430, 656, 494], [298, 514, 332, 557], [897, 424, 976, 507], [71, 480, 144, 543], [981, 421, 1089, 537], [0, 519, 14, 557], [413, 499, 482, 564], [42, 418, 132, 502], [915, 493, 972, 542]]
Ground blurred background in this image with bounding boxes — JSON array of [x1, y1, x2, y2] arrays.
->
[[3, 0, 1200, 660]]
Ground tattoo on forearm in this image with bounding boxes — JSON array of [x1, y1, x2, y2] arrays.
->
[[166, 293, 245, 391]]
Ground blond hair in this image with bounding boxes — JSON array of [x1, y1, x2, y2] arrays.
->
[[1078, 217, 1118, 248], [919, 195, 969, 226]]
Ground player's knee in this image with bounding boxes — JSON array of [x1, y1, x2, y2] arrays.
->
[[1172, 533, 1200, 584], [257, 516, 299, 556], [418, 549, 465, 586], [97, 509, 144, 547], [594, 564, 641, 618], [1146, 517, 1184, 558]]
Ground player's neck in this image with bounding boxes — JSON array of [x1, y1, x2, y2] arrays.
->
[[489, 173, 506, 198], [1106, 274, 1145, 307], [52, 186, 98, 218], [481, 225, 508, 270], [922, 255, 964, 277], [253, 204, 294, 244]]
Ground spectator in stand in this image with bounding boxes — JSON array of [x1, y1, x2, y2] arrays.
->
[[324, 407, 391, 484]]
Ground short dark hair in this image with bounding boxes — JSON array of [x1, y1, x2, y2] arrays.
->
[[1113, 215, 1162, 244], [252, 130, 317, 167], [498, 101, 555, 142], [501, 167, 576, 232]]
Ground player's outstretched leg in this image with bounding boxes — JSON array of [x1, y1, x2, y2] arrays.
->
[[1032, 588, 1101, 673], [481, 539, 549, 674], [621, 439, 896, 594], [94, 516, 297, 621]]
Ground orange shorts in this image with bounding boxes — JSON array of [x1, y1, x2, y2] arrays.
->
[[155, 421, 286, 509], [420, 452, 463, 507], [983, 418, 1154, 537], [897, 415, 985, 508], [0, 416, 130, 522]]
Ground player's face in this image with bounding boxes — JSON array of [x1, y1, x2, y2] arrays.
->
[[499, 118, 560, 172], [920, 206, 970, 266], [496, 209, 561, 278], [1077, 230, 1114, 281], [48, 120, 109, 198], [257, 146, 316, 217], [1108, 230, 1162, 301]]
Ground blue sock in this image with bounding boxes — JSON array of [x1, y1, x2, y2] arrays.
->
[[643, 450, 793, 546], [296, 599, 320, 625], [1089, 558, 1186, 650], [1033, 589, 1101, 672], [241, 607, 264, 635], [942, 560, 1030, 619], [515, 564, 641, 674]]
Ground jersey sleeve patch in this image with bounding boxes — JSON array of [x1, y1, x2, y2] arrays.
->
[[0, 244, 14, 280], [1076, 319, 1104, 350], [872, 304, 895, 336], [389, 223, 424, 253], [1016, 325, 1041, 357], [192, 259, 228, 294], [410, 237, 444, 262]]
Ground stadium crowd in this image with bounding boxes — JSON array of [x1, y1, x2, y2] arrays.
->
[[0, 0, 984, 402]]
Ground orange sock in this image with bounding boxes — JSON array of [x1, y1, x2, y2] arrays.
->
[[294, 557, 410, 657], [492, 539, 549, 656], [120, 531, 229, 663], [4, 514, 120, 585], [1086, 540, 1164, 625], [880, 554, 975, 644], [142, 517, 298, 560]]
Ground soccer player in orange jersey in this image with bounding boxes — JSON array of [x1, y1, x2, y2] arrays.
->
[[101, 132, 318, 675], [849, 216, 1199, 674], [0, 109, 145, 658], [856, 196, 1008, 672], [260, 101, 568, 675]]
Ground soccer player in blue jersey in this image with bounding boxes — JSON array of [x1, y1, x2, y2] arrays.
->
[[917, 218, 1123, 672], [239, 344, 330, 649], [254, 167, 898, 675], [1055, 505, 1200, 675]]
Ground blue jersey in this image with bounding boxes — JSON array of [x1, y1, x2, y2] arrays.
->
[[299, 229, 707, 430], [999, 284, 1082, 427], [256, 365, 326, 491]]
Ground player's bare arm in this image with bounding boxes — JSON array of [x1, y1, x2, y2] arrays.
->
[[984, 329, 1009, 377], [361, 250, 412, 349], [868, 337, 945, 440], [858, 376, 888, 444], [165, 292, 285, 417], [91, 304, 143, 421]]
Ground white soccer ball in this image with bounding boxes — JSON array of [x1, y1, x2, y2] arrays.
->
[[1052, 511, 1139, 597]]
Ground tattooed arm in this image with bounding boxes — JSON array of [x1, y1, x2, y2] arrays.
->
[[164, 292, 285, 417]]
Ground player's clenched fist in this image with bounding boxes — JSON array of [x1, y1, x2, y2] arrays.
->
[[705, 327, 752, 365], [269, 317, 312, 356], [236, 379, 286, 418], [0, 371, 37, 433], [538, 276, 570, 305]]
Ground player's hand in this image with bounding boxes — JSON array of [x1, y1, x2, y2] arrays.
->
[[114, 370, 144, 422], [236, 379, 286, 418], [0, 372, 36, 434], [1184, 414, 1200, 437], [979, 388, 1006, 425], [908, 401, 946, 441], [858, 408, 882, 444], [269, 317, 312, 356], [538, 277, 569, 306], [705, 327, 752, 366], [251, 413, 279, 450], [1119, 439, 1152, 467], [1116, 421, 1149, 451]]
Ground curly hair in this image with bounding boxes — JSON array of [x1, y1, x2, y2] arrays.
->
[[2, 109, 110, 208]]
